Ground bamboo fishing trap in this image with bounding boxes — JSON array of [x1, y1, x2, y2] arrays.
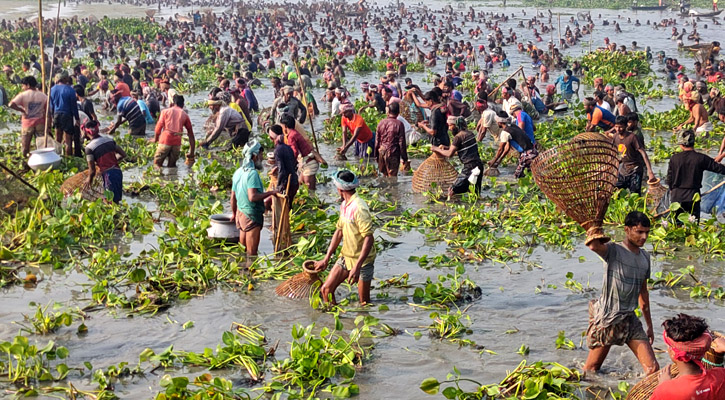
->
[[60, 168, 106, 201], [275, 261, 322, 299], [530, 132, 619, 245], [412, 153, 459, 193], [626, 331, 724, 400]]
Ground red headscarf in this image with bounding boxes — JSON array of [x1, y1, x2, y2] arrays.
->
[[663, 330, 712, 373]]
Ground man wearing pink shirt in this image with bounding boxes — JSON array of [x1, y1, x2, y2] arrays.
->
[[151, 94, 195, 168], [9, 76, 47, 159], [280, 114, 318, 190]]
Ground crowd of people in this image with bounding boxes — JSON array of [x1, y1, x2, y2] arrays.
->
[[1, 0, 725, 396]]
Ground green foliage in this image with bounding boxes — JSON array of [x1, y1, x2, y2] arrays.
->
[[348, 54, 375, 73], [264, 315, 379, 399], [577, 51, 653, 96], [0, 170, 154, 268], [0, 336, 70, 389], [96, 17, 170, 37], [140, 325, 268, 382], [16, 302, 85, 335], [412, 267, 481, 308], [428, 309, 474, 345], [421, 361, 581, 399], [156, 373, 251, 400], [555, 331, 577, 350]]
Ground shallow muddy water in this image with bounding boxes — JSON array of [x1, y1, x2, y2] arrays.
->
[[1, 1, 724, 399]]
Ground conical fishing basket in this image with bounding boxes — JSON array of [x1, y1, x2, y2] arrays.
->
[[626, 331, 723, 400], [530, 132, 619, 243], [145, 9, 156, 17], [275, 261, 322, 299], [400, 92, 425, 125], [60, 169, 106, 201], [412, 153, 459, 193]]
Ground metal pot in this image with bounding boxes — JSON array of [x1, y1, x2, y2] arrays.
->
[[27, 148, 61, 171], [207, 213, 240, 239]]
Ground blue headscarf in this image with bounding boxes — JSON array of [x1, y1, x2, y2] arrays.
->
[[242, 139, 262, 171], [332, 169, 359, 191]]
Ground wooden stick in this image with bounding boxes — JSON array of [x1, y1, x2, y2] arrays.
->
[[38, 0, 46, 94], [42, 0, 63, 145], [274, 177, 293, 252], [489, 66, 524, 98], [557, 13, 562, 49], [703, 179, 725, 196], [292, 60, 320, 154], [0, 162, 39, 193]]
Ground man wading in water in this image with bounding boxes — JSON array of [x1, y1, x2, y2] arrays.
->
[[584, 211, 659, 375], [314, 170, 376, 306]]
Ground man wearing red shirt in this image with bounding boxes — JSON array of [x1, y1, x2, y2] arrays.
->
[[113, 72, 131, 98], [280, 114, 318, 190], [651, 313, 725, 400], [151, 94, 195, 168], [339, 103, 374, 158]]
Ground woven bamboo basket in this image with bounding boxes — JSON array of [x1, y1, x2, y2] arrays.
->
[[530, 132, 619, 244], [60, 169, 106, 201], [400, 92, 425, 126], [646, 178, 669, 215], [275, 261, 322, 299], [626, 331, 724, 400], [412, 153, 459, 193]]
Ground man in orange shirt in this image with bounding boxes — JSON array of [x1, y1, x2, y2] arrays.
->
[[151, 94, 195, 168], [113, 72, 131, 98], [584, 97, 616, 132], [339, 103, 375, 158]]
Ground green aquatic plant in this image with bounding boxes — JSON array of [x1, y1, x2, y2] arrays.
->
[[555, 331, 577, 350], [140, 325, 269, 382], [428, 309, 475, 346], [412, 267, 481, 308], [264, 316, 378, 399], [16, 302, 86, 335], [421, 360, 581, 399], [348, 54, 375, 72], [156, 373, 251, 400], [0, 335, 70, 388]]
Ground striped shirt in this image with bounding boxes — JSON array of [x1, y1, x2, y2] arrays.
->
[[85, 136, 119, 173], [116, 97, 145, 128]]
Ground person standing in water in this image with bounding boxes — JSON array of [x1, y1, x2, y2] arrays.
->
[[230, 139, 280, 259], [584, 211, 659, 375], [315, 170, 376, 306]]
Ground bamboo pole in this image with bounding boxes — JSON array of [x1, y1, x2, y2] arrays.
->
[[0, 162, 39, 192], [42, 0, 63, 146], [38, 0, 46, 94], [292, 59, 320, 154], [274, 178, 293, 252], [557, 13, 562, 49], [489, 65, 523, 98]]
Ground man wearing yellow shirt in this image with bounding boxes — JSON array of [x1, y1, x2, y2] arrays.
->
[[315, 170, 376, 305]]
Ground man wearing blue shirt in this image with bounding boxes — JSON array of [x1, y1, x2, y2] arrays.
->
[[511, 104, 536, 145], [50, 72, 81, 156], [554, 69, 580, 101]]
